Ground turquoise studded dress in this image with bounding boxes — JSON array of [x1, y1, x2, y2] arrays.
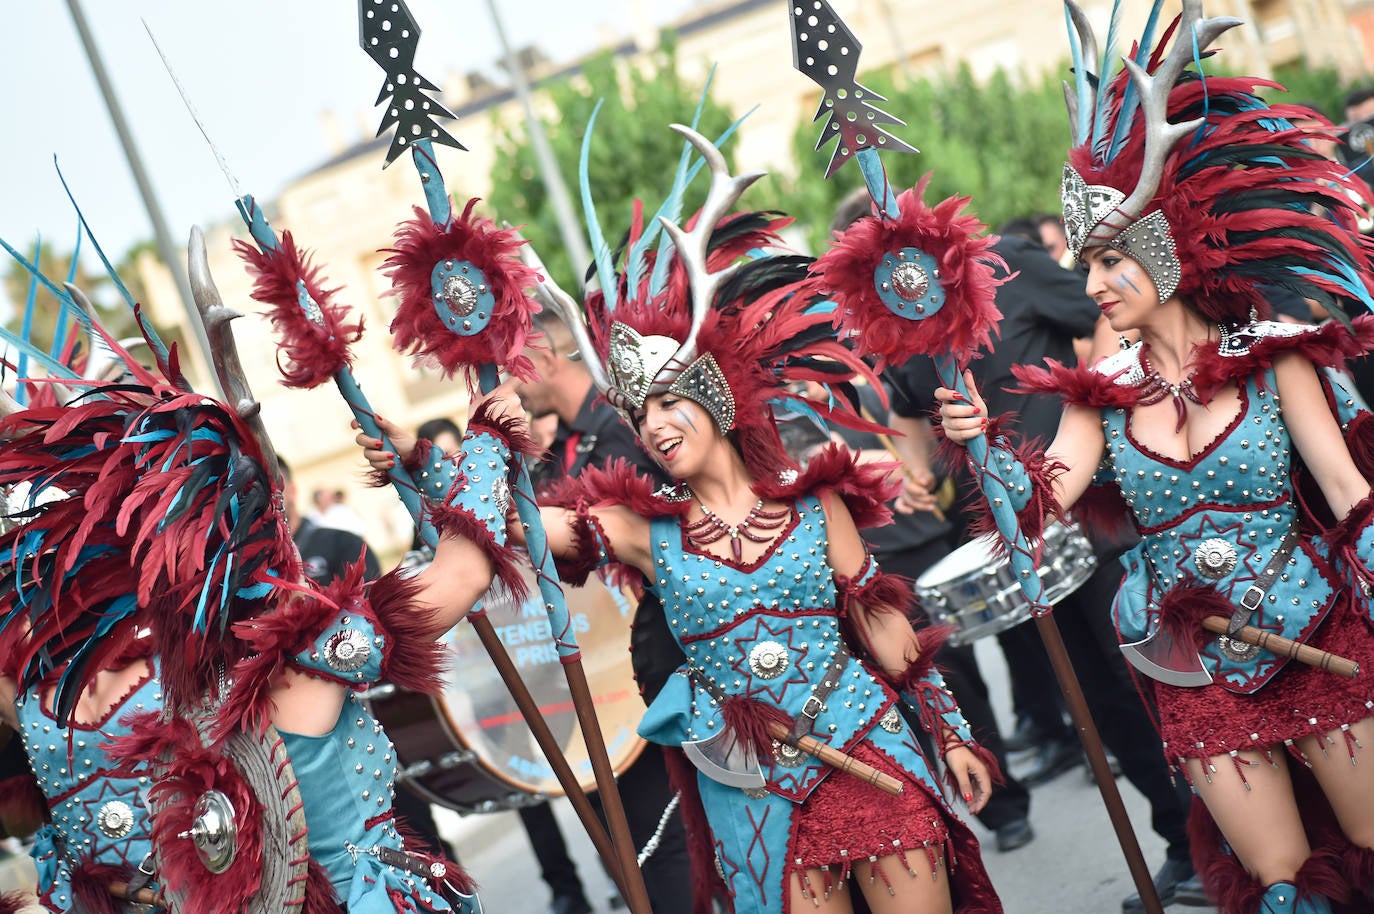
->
[[14, 662, 162, 912], [1019, 324, 1374, 773], [636, 491, 1000, 914]]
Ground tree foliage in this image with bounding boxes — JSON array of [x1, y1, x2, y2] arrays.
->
[[780, 64, 1072, 253], [486, 33, 738, 292]]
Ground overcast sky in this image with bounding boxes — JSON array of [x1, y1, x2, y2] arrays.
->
[[0, 0, 698, 275]]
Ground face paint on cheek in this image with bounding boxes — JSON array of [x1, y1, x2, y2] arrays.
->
[[1115, 271, 1143, 296], [674, 406, 698, 433]]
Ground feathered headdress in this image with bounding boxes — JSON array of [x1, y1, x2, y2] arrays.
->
[[1061, 0, 1374, 323], [0, 230, 310, 721], [528, 119, 882, 479]]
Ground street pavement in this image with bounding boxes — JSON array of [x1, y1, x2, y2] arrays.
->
[[435, 637, 1222, 914]]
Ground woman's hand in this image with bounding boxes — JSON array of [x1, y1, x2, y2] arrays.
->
[[472, 379, 529, 433], [934, 370, 988, 446], [352, 415, 417, 472], [943, 744, 993, 814]]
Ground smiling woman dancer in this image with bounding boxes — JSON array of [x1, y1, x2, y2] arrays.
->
[[361, 126, 1002, 914], [937, 4, 1374, 913]]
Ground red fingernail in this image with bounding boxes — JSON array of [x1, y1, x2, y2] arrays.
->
[[963, 792, 973, 802], [971, 406, 981, 415]]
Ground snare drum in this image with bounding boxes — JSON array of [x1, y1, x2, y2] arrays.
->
[[915, 519, 1097, 646], [369, 564, 646, 814]]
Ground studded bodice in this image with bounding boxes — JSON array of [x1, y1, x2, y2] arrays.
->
[[280, 693, 465, 912], [1098, 360, 1339, 691], [639, 495, 902, 800], [15, 666, 161, 911]]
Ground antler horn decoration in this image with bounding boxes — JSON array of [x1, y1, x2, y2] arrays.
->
[[1092, 0, 1240, 241], [515, 237, 613, 395], [187, 226, 283, 485], [656, 124, 765, 382], [1063, 0, 1100, 144]]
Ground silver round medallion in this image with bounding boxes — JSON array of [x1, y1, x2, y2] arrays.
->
[[1217, 635, 1261, 662], [1193, 539, 1238, 580], [492, 477, 511, 518], [441, 275, 478, 316], [429, 861, 448, 879], [179, 790, 237, 874], [748, 641, 790, 680], [97, 799, 135, 839], [773, 740, 807, 768], [890, 262, 931, 302], [879, 706, 903, 734], [324, 628, 372, 672]]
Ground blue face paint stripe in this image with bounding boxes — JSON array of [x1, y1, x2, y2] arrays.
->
[[674, 406, 698, 433], [1116, 273, 1142, 296]]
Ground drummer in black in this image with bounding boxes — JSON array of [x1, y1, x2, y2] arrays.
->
[[885, 219, 1202, 913], [511, 310, 694, 914]]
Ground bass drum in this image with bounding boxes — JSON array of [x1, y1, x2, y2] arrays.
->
[[370, 562, 646, 814]]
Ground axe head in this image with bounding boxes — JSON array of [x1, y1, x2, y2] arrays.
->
[[1119, 626, 1214, 687], [681, 728, 766, 790]]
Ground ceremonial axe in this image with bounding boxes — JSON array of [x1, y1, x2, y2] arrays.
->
[[1121, 616, 1360, 686]]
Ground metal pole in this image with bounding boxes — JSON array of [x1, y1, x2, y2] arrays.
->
[[63, 0, 213, 367], [483, 0, 594, 277]]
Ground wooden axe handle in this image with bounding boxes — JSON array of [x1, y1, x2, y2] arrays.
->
[[1200, 616, 1360, 679], [765, 721, 904, 796]]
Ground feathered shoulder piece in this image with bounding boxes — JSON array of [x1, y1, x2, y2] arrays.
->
[[752, 443, 899, 530], [1012, 346, 1144, 409], [541, 459, 693, 520], [1189, 318, 1374, 399]]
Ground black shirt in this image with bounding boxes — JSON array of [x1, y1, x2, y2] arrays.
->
[[294, 520, 380, 585], [548, 387, 668, 486]]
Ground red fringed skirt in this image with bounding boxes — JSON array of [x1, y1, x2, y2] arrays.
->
[[1154, 600, 1374, 777]]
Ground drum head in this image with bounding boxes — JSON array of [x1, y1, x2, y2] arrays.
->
[[916, 535, 1000, 588], [434, 567, 646, 797]]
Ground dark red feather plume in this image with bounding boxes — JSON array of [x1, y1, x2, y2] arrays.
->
[[811, 176, 1008, 369], [382, 198, 541, 386], [234, 232, 364, 389]]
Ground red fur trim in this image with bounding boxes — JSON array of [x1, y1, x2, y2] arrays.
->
[[69, 860, 133, 914], [1068, 485, 1136, 543], [937, 415, 1065, 554], [878, 625, 955, 694], [834, 563, 916, 623], [1327, 488, 1374, 555], [661, 747, 732, 914], [0, 892, 28, 914], [1343, 412, 1374, 486], [812, 175, 1008, 368], [1337, 843, 1374, 899], [370, 566, 448, 694], [215, 587, 342, 741], [754, 442, 899, 530], [467, 398, 542, 458], [1011, 359, 1140, 409], [1189, 318, 1374, 403], [1155, 582, 1237, 652], [105, 715, 274, 914], [542, 459, 691, 519], [305, 859, 346, 914], [720, 695, 795, 761], [0, 772, 48, 834], [233, 232, 363, 389], [548, 504, 602, 587], [423, 499, 528, 605], [382, 198, 541, 385]]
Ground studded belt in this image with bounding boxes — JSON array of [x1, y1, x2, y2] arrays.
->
[[689, 640, 852, 741], [1195, 526, 1301, 636]]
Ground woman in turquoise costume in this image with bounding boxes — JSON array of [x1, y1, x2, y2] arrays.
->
[[938, 3, 1374, 912], [0, 246, 529, 913], [363, 126, 1003, 914]]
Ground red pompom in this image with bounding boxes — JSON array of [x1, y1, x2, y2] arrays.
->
[[382, 198, 541, 386], [811, 176, 1008, 368]]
